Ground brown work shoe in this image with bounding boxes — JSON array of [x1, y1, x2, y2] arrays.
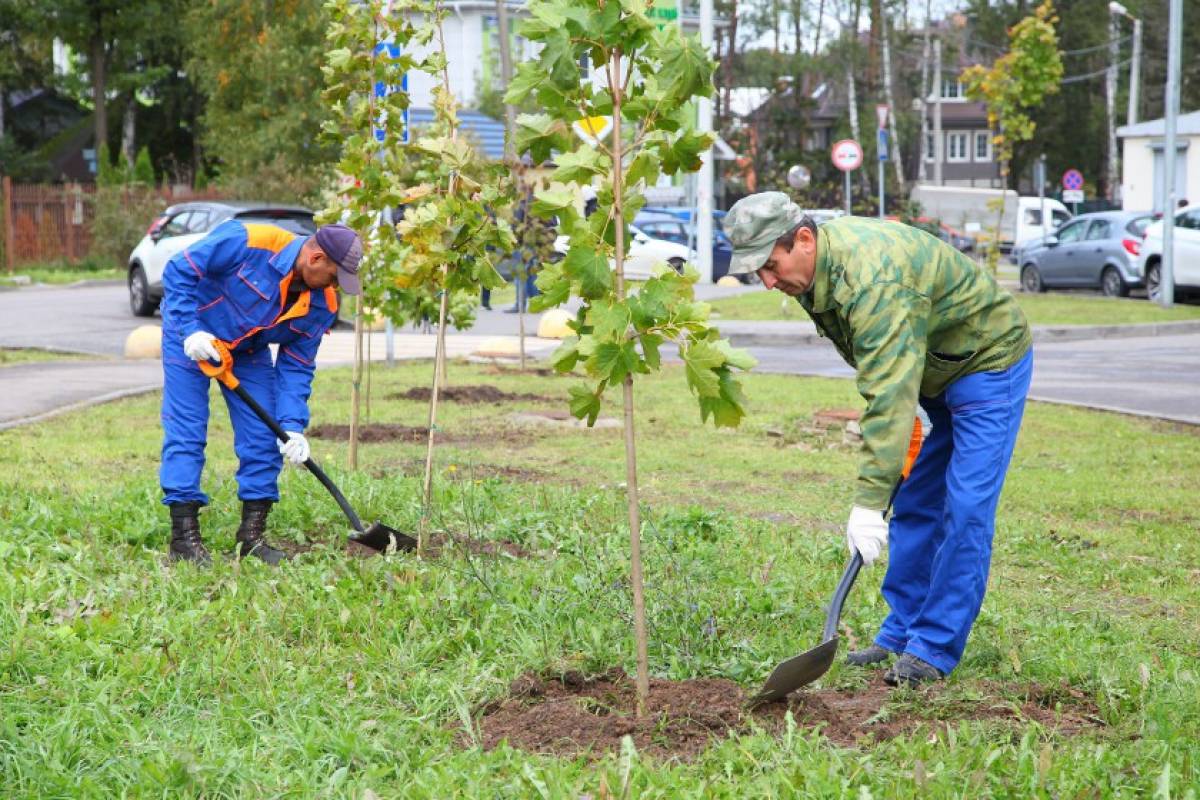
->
[[884, 653, 943, 687], [168, 502, 211, 566], [235, 499, 287, 566]]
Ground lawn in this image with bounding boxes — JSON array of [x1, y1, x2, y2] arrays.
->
[[0, 348, 92, 367], [2, 360, 1198, 796], [1, 258, 123, 286], [709, 288, 1200, 326]]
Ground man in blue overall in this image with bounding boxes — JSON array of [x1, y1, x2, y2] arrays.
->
[[159, 221, 362, 565]]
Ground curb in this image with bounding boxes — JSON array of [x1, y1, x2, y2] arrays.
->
[[0, 383, 162, 433], [719, 319, 1200, 348]]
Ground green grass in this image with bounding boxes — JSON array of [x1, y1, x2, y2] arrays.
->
[[0, 348, 91, 367], [2, 361, 1199, 796], [710, 288, 1200, 326], [1, 258, 123, 286]]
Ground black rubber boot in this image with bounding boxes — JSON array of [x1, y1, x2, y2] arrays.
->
[[846, 643, 895, 667], [168, 502, 211, 565], [884, 653, 943, 687], [235, 499, 287, 566]]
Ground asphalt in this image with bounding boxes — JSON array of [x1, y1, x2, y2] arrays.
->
[[2, 281, 1199, 430]]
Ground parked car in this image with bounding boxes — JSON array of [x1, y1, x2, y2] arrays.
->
[[634, 211, 735, 282], [1017, 211, 1154, 296], [886, 215, 975, 253], [552, 222, 694, 281], [1137, 204, 1200, 303], [128, 201, 316, 317]]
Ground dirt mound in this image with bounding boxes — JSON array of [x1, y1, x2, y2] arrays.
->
[[393, 385, 554, 404], [309, 423, 430, 443], [477, 670, 1103, 761]]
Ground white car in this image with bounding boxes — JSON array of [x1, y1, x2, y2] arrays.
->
[[553, 224, 694, 281], [128, 201, 316, 316], [1136, 204, 1200, 303]]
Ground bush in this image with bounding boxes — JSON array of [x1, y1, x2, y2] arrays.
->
[[211, 154, 329, 207], [88, 186, 164, 265]]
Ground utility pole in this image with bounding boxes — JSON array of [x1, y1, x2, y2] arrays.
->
[[933, 37, 943, 186], [1105, 7, 1119, 203], [1160, 0, 1181, 308], [881, 15, 904, 193], [697, 0, 714, 283], [1110, 2, 1142, 126]]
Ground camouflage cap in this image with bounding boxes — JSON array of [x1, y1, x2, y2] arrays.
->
[[725, 192, 807, 275]]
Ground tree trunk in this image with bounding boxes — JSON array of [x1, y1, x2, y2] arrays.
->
[[0, 87, 6, 140], [917, 0, 932, 183], [722, 0, 738, 133], [420, 264, 451, 556], [494, 0, 517, 162], [121, 97, 136, 167], [609, 46, 649, 720], [90, 34, 108, 156], [812, 0, 826, 59], [868, 0, 881, 91], [881, 15, 905, 193]]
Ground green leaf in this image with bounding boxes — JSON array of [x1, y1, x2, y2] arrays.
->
[[550, 336, 581, 373], [531, 261, 571, 310], [712, 338, 758, 371], [551, 147, 610, 184], [657, 31, 714, 107], [640, 333, 664, 370], [530, 186, 576, 217], [625, 151, 661, 188], [504, 63, 545, 105], [659, 130, 714, 175], [563, 242, 612, 300], [568, 384, 602, 426], [515, 113, 573, 164], [590, 341, 639, 385], [588, 300, 630, 342]]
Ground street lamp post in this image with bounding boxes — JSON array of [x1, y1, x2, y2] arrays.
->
[[1108, 1, 1142, 126]]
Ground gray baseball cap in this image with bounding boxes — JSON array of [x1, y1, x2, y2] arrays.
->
[[725, 192, 807, 275]]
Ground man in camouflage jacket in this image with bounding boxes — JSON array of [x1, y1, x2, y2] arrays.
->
[[725, 192, 1033, 686]]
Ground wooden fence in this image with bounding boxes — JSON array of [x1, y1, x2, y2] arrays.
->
[[0, 178, 227, 271]]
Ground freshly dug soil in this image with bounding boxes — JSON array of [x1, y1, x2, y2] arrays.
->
[[392, 385, 555, 404], [477, 670, 1103, 761], [308, 423, 431, 443], [428, 531, 531, 559]]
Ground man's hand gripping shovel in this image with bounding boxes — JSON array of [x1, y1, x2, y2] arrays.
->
[[746, 417, 924, 708], [199, 340, 416, 554]]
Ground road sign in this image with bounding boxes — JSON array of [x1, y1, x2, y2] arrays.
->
[[786, 164, 811, 189], [1063, 189, 1085, 204], [831, 139, 864, 172], [1062, 169, 1084, 191], [373, 42, 409, 144], [877, 129, 889, 162], [572, 115, 613, 146]]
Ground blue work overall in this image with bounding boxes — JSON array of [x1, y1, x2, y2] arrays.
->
[[158, 220, 338, 507], [874, 348, 1034, 675]]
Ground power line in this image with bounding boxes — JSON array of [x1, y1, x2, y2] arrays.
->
[[1061, 59, 1132, 85], [1061, 35, 1132, 57]]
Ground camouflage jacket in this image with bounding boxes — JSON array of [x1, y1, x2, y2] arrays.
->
[[797, 216, 1032, 509]]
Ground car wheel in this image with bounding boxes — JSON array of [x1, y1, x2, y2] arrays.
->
[[1100, 266, 1128, 298], [1144, 261, 1176, 304], [1020, 264, 1045, 293], [128, 265, 159, 317], [668, 257, 685, 274]]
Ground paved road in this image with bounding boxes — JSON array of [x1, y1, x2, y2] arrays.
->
[[2, 283, 1199, 428]]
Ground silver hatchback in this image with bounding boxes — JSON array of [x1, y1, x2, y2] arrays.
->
[[1017, 211, 1154, 297]]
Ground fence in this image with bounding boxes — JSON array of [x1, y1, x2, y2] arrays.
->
[[1, 178, 227, 271]]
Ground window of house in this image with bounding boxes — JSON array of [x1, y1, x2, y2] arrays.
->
[[941, 79, 963, 99], [924, 133, 936, 162], [975, 131, 991, 162], [947, 133, 969, 162]]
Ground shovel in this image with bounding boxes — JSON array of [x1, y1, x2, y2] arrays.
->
[[747, 417, 924, 708], [199, 340, 416, 554]]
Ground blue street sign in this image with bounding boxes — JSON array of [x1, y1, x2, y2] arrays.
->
[[877, 129, 889, 162], [373, 42, 409, 144]]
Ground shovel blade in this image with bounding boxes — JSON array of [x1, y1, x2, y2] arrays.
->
[[348, 521, 418, 554], [746, 636, 840, 709]]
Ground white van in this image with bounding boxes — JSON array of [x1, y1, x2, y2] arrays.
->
[[910, 185, 1072, 253]]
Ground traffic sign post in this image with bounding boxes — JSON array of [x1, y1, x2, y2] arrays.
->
[[373, 42, 408, 145], [876, 105, 889, 219], [1062, 169, 1084, 214], [831, 139, 863, 216]]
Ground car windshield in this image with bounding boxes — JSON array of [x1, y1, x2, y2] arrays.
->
[[1126, 216, 1153, 237], [233, 210, 316, 235]]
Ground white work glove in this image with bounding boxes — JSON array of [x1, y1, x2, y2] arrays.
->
[[846, 505, 889, 566], [278, 431, 310, 466], [183, 331, 221, 363]]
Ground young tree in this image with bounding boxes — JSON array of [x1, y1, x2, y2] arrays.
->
[[508, 0, 756, 715], [962, 0, 1062, 271], [323, 0, 514, 548]]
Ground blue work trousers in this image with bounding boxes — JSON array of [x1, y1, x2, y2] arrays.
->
[[874, 348, 1033, 675], [160, 334, 284, 506]]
